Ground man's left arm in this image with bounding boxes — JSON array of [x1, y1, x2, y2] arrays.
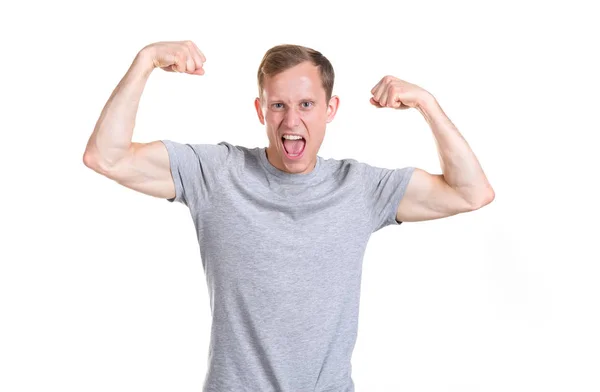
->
[[370, 76, 495, 223]]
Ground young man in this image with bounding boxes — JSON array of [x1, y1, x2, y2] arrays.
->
[[83, 40, 494, 392]]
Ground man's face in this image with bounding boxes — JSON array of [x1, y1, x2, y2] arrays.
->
[[254, 61, 339, 174]]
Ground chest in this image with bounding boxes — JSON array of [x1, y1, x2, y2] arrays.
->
[[198, 182, 372, 298]]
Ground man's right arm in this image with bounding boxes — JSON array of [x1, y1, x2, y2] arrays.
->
[[82, 41, 206, 200], [85, 140, 176, 200]]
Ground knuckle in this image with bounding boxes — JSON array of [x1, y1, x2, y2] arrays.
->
[[176, 54, 186, 68]]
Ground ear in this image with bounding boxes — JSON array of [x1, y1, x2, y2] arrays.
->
[[326, 95, 340, 123], [254, 97, 265, 125]]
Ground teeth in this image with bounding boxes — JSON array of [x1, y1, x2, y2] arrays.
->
[[282, 135, 303, 140]]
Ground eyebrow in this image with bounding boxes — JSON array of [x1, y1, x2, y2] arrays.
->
[[267, 98, 316, 103]]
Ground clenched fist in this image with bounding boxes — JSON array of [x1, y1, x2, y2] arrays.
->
[[141, 40, 206, 75], [370, 75, 430, 110]]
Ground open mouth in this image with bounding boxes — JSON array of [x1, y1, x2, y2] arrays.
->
[[281, 136, 306, 158]]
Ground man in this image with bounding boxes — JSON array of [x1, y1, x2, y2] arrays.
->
[[83, 40, 494, 392]]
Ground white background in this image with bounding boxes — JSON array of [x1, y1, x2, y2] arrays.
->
[[1, 0, 598, 391]]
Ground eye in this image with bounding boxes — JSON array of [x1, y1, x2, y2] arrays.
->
[[301, 101, 314, 108], [272, 103, 284, 109]]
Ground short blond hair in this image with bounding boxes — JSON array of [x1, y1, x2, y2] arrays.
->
[[257, 44, 335, 103]]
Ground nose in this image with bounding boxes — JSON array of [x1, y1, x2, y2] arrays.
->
[[283, 107, 300, 129]]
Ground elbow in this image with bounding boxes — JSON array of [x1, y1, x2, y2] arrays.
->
[[82, 143, 127, 175], [83, 150, 95, 169], [470, 187, 495, 210], [82, 149, 112, 176], [82, 149, 104, 173]]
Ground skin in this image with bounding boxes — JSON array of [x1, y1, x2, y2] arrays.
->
[[254, 66, 495, 221], [254, 61, 339, 174], [85, 39, 494, 222], [369, 75, 495, 220]]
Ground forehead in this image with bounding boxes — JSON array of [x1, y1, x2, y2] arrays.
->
[[263, 61, 325, 100]]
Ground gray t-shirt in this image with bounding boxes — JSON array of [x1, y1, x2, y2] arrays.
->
[[161, 140, 415, 392]]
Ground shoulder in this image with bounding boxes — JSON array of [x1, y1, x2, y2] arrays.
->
[[322, 155, 365, 177]]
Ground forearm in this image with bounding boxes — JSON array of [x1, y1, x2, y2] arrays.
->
[[417, 94, 494, 207], [83, 49, 155, 167]]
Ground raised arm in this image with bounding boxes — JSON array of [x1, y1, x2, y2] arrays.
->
[[82, 41, 206, 199], [370, 75, 494, 222]]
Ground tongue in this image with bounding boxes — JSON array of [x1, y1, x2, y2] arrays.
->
[[283, 138, 305, 155]]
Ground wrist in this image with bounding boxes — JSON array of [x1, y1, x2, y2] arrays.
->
[[416, 92, 437, 115], [132, 47, 156, 77]]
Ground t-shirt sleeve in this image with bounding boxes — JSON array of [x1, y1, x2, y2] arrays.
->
[[160, 139, 233, 208], [362, 163, 416, 233]]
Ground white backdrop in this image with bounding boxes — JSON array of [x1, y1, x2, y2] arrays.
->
[[1, 0, 598, 391]]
